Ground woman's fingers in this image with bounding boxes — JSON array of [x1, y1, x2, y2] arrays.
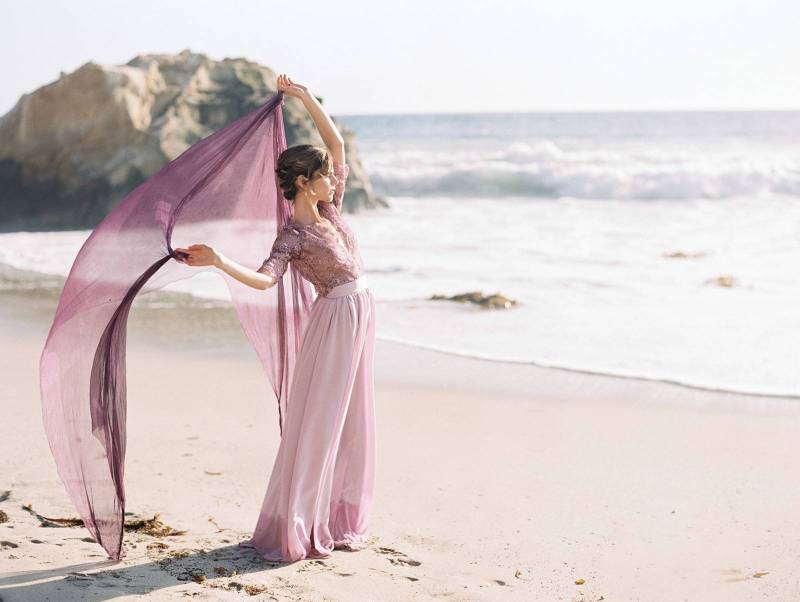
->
[[277, 73, 304, 97]]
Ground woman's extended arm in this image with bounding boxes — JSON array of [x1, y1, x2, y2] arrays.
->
[[277, 74, 345, 164], [174, 244, 277, 290]]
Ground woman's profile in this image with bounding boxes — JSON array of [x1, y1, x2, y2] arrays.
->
[[175, 74, 377, 562]]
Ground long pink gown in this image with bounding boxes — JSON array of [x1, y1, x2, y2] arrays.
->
[[239, 161, 377, 562]]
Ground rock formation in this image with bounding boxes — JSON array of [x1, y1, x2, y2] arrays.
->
[[0, 49, 386, 231]]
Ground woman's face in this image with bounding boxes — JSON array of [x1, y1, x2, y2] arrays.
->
[[308, 168, 339, 203]]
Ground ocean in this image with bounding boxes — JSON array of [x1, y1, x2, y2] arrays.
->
[[1, 111, 798, 397]]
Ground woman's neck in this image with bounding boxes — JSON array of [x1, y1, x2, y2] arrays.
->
[[292, 197, 322, 226]]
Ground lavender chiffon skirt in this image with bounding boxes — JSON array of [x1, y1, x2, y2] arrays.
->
[[240, 276, 377, 562]]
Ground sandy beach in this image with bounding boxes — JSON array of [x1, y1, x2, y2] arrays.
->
[[2, 285, 800, 601]]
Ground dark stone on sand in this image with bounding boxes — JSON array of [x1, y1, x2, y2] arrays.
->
[[430, 290, 518, 309]]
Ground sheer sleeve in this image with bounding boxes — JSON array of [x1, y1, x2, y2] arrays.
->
[[332, 161, 350, 210], [257, 227, 302, 280]]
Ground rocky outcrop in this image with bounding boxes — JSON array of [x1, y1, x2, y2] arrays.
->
[[0, 49, 386, 231]]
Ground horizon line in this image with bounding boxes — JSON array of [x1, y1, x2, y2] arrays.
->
[[333, 107, 800, 118]]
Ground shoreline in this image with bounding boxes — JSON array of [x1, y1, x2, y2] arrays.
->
[[1, 258, 797, 405]]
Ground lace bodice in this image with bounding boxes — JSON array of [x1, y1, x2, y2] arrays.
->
[[257, 161, 364, 296]]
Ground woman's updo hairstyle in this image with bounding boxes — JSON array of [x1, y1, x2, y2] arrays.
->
[[275, 144, 333, 201]]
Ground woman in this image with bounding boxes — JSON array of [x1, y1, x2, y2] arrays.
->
[[175, 74, 377, 562]]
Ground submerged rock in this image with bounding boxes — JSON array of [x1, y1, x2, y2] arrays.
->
[[430, 290, 518, 309], [0, 48, 387, 231]]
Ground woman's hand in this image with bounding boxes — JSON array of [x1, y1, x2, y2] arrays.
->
[[277, 74, 310, 101], [174, 244, 220, 268]]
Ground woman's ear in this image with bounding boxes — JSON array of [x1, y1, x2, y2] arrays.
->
[[294, 174, 308, 194]]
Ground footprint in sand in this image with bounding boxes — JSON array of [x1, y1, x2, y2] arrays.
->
[[298, 559, 333, 573], [374, 546, 421, 567]]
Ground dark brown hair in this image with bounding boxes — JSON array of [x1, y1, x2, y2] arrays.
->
[[275, 144, 333, 201]]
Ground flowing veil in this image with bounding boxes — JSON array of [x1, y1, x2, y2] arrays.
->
[[38, 91, 314, 560]]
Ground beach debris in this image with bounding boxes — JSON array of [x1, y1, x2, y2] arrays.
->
[[575, 578, 586, 585], [514, 568, 532, 581], [21, 503, 84, 527], [722, 567, 769, 582], [124, 513, 187, 537], [144, 542, 169, 562], [207, 516, 226, 532], [243, 584, 270, 596], [65, 571, 95, 582], [204, 470, 223, 476], [0, 510, 8, 523], [175, 568, 206, 582], [494, 579, 508, 586], [205, 580, 275, 598], [662, 250, 706, 259], [0, 490, 11, 502], [0, 540, 19, 549], [705, 275, 737, 288], [430, 291, 518, 309]]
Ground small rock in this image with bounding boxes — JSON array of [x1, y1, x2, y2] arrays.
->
[[430, 290, 518, 309], [705, 275, 737, 288]]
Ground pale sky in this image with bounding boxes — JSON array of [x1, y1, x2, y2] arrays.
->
[[2, 0, 798, 116]]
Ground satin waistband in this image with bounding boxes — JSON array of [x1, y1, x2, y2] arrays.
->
[[323, 276, 368, 298]]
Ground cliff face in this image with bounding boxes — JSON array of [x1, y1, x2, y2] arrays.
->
[[0, 49, 385, 231]]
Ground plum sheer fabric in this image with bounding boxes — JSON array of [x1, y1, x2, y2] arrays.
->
[[257, 161, 364, 297], [38, 91, 315, 561]]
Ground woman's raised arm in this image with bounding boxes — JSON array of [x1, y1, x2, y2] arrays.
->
[[277, 74, 345, 164]]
